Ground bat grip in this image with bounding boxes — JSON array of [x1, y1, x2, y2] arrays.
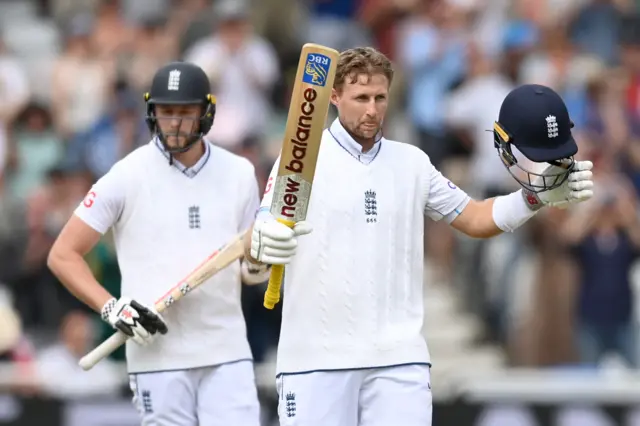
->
[[263, 218, 295, 309], [78, 331, 128, 371]]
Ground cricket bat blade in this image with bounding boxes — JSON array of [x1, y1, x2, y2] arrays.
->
[[263, 43, 339, 309]]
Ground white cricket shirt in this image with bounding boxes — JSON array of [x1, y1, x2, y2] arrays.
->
[[261, 119, 470, 374], [75, 138, 259, 373]]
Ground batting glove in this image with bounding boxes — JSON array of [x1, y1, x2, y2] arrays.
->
[[250, 216, 312, 265], [101, 297, 168, 346], [525, 160, 594, 209]]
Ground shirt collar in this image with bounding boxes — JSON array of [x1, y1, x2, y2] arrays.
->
[[328, 119, 382, 165], [154, 137, 211, 178]]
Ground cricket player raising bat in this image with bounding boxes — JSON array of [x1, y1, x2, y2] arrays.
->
[[47, 62, 268, 425], [247, 47, 595, 425]]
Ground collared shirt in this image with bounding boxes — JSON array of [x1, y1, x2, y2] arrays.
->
[[327, 119, 382, 165], [154, 137, 211, 178], [259, 117, 471, 375], [74, 137, 260, 373]]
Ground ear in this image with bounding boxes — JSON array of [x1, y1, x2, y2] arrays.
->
[[330, 88, 339, 107]]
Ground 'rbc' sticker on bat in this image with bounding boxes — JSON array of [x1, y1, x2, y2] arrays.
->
[[303, 53, 331, 87]]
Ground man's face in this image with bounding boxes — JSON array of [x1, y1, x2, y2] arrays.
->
[[155, 104, 201, 149], [331, 73, 389, 142]]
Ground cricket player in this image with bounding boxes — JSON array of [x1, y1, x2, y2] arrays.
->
[[246, 47, 594, 426], [47, 61, 268, 426]]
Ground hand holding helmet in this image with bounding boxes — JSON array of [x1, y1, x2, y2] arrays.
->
[[526, 159, 594, 209], [494, 84, 595, 211]]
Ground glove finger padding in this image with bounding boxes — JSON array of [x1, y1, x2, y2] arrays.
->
[[569, 189, 594, 201], [261, 245, 297, 259], [260, 254, 294, 265], [293, 221, 313, 236], [253, 234, 297, 250], [568, 180, 593, 191], [257, 221, 295, 241], [104, 297, 168, 346], [573, 160, 593, 171], [568, 170, 592, 182], [130, 300, 168, 335]]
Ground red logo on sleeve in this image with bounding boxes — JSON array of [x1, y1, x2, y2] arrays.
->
[[83, 191, 96, 208]]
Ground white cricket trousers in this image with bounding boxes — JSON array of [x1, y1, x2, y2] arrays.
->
[[276, 364, 432, 426], [128, 360, 261, 426]]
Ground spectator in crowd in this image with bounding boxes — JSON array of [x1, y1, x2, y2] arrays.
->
[[561, 152, 640, 368], [0, 287, 31, 363], [3, 3, 640, 414], [65, 81, 146, 179], [124, 16, 177, 94], [569, 0, 627, 66], [50, 12, 115, 139], [396, 0, 468, 171], [35, 310, 122, 398], [0, 36, 30, 195], [185, 0, 280, 152], [11, 163, 91, 329], [305, 0, 374, 52], [5, 103, 63, 202]]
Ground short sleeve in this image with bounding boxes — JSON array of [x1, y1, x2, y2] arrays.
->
[[73, 164, 127, 234], [421, 153, 471, 223]]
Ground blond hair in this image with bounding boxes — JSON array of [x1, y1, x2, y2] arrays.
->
[[334, 47, 394, 91]]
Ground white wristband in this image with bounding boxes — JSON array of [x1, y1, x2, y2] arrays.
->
[[492, 189, 540, 233]]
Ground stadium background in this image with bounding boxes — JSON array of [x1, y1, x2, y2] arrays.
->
[[1, 0, 640, 424]]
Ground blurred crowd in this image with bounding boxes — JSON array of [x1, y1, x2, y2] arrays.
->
[[0, 0, 639, 401]]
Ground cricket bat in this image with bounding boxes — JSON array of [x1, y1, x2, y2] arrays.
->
[[263, 43, 339, 310], [78, 230, 248, 371]]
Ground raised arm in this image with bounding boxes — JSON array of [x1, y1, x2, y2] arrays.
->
[[421, 149, 593, 239], [244, 155, 311, 266], [450, 161, 594, 238]]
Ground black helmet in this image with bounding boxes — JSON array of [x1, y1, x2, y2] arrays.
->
[[145, 61, 216, 154], [494, 84, 578, 193]]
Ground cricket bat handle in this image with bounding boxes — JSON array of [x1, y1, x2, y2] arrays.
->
[[263, 218, 295, 309], [79, 332, 127, 370], [78, 230, 247, 371]]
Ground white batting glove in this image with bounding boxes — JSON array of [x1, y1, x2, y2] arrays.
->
[[101, 297, 168, 346], [526, 160, 594, 209], [250, 216, 313, 265]]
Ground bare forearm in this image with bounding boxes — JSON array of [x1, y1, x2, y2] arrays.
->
[[451, 191, 540, 238], [47, 251, 113, 313], [470, 198, 504, 238], [451, 198, 504, 238]]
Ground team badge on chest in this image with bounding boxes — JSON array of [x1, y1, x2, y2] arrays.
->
[[364, 190, 377, 223], [188, 205, 201, 229]]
